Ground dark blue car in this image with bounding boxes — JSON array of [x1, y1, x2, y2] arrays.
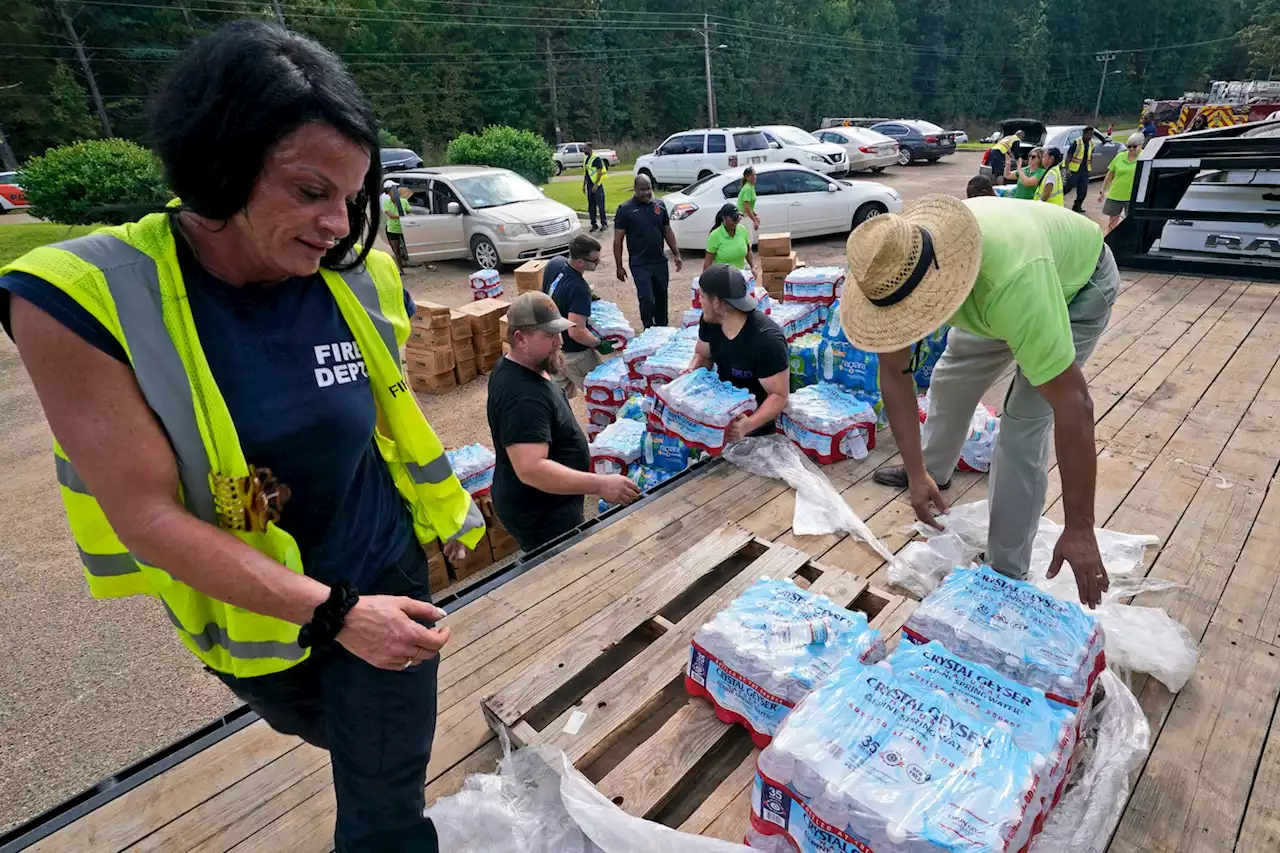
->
[[870, 120, 958, 166]]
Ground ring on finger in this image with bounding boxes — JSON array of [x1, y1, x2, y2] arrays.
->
[[402, 657, 414, 669]]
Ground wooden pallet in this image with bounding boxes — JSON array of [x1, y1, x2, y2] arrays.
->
[[480, 523, 911, 834]]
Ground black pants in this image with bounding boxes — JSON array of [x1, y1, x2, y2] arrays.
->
[[216, 542, 439, 853], [386, 231, 406, 271], [587, 184, 607, 228], [632, 262, 670, 328], [1066, 167, 1090, 211], [988, 149, 1006, 184]]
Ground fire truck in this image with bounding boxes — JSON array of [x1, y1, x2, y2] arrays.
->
[[1142, 80, 1280, 137]]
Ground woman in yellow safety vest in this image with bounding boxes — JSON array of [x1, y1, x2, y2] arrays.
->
[[0, 21, 483, 852], [1038, 147, 1067, 206]]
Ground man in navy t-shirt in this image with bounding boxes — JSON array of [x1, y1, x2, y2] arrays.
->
[[541, 234, 611, 399], [612, 174, 683, 328]]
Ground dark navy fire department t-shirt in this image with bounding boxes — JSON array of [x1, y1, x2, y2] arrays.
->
[[0, 230, 416, 591]]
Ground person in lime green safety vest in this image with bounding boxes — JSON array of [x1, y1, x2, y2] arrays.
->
[[987, 129, 1024, 185], [583, 142, 610, 232], [1063, 125, 1095, 213], [0, 21, 482, 853], [1039, 147, 1066, 206]]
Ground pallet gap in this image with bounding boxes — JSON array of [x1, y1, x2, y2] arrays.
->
[[652, 727, 757, 828], [522, 626, 663, 733], [579, 675, 689, 784], [657, 540, 766, 625]]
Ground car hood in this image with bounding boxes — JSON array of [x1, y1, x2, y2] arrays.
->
[[477, 198, 576, 224], [792, 141, 847, 158]]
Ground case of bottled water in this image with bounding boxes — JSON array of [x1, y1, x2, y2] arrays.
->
[[636, 335, 698, 390], [616, 395, 647, 422], [588, 419, 645, 476], [597, 464, 679, 513], [686, 577, 885, 747], [446, 444, 496, 496], [779, 383, 878, 464], [769, 303, 824, 342], [640, 428, 693, 472], [784, 267, 846, 304], [468, 269, 502, 299], [916, 396, 999, 473], [682, 308, 703, 327], [649, 368, 757, 454], [586, 404, 618, 428], [748, 655, 1066, 853], [913, 326, 950, 390], [788, 334, 822, 390], [902, 565, 1106, 710], [583, 357, 628, 406], [588, 300, 635, 350], [623, 326, 680, 377]]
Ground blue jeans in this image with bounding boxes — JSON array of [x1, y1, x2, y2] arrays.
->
[[216, 541, 440, 852]]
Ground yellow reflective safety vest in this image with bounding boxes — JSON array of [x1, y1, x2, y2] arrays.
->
[[586, 153, 608, 187], [3, 212, 485, 678], [1066, 137, 1092, 173], [994, 135, 1019, 155], [1041, 165, 1066, 206]]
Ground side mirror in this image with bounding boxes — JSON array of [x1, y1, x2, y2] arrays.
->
[[447, 201, 462, 215], [769, 140, 782, 149], [827, 183, 839, 192]]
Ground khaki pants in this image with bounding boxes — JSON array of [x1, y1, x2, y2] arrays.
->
[[552, 348, 603, 399], [920, 245, 1120, 578]]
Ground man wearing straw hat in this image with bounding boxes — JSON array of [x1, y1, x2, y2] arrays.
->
[[841, 194, 1119, 607]]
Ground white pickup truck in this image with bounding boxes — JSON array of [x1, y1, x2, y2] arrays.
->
[[553, 142, 620, 175]]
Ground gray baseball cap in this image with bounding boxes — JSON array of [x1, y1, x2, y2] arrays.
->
[[507, 291, 574, 333], [698, 264, 757, 312]]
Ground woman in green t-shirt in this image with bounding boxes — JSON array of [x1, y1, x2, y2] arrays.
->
[[736, 167, 761, 234], [1004, 148, 1046, 200], [1098, 133, 1145, 232], [703, 203, 753, 272]]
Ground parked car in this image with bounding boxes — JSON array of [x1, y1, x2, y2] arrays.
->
[[952, 130, 969, 144], [634, 127, 773, 187], [869, 120, 957, 165], [1042, 126, 1122, 180], [988, 119, 1044, 161], [0, 171, 29, 211], [380, 147, 423, 171], [811, 126, 898, 173], [553, 142, 619, 175], [384, 165, 581, 268], [661, 163, 902, 251], [757, 125, 848, 176]]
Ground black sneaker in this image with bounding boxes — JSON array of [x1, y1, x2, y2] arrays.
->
[[871, 465, 951, 490], [588, 225, 599, 233]]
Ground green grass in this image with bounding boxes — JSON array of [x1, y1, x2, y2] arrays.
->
[[540, 170, 646, 214], [0, 222, 98, 265]]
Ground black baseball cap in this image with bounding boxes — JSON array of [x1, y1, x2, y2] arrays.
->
[[698, 264, 757, 312], [507, 291, 574, 333]]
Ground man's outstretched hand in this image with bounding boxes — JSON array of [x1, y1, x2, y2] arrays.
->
[[908, 474, 949, 531], [1047, 524, 1110, 608]]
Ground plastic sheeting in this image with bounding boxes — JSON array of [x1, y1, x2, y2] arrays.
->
[[723, 435, 896, 563], [893, 500, 1198, 694], [426, 743, 753, 853]]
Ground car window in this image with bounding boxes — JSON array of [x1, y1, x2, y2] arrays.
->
[[657, 136, 682, 156], [754, 172, 785, 196], [733, 131, 770, 152], [720, 178, 742, 199], [877, 124, 905, 136], [682, 133, 706, 155], [707, 133, 727, 154], [779, 170, 831, 194], [450, 172, 541, 209], [684, 173, 724, 196], [913, 121, 945, 134]]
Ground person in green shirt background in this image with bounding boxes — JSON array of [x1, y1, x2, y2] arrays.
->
[[380, 179, 411, 271], [737, 167, 761, 240], [704, 203, 753, 272], [1004, 147, 1046, 200], [1098, 133, 1145, 233]]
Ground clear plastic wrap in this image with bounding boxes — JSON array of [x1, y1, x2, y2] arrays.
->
[[636, 335, 698, 388], [753, 285, 775, 315], [616, 395, 648, 423], [723, 435, 897, 563], [641, 428, 693, 472], [900, 501, 1196, 693], [597, 464, 680, 513], [687, 577, 886, 746], [583, 357, 629, 405], [589, 300, 636, 349], [586, 404, 618, 428], [469, 268, 501, 292], [750, 658, 1061, 853], [768, 303, 824, 341], [427, 743, 753, 853], [912, 325, 950, 390], [903, 565, 1106, 709], [589, 419, 645, 475], [779, 383, 878, 465], [683, 308, 703, 327], [783, 266, 846, 303], [650, 368, 757, 454], [788, 334, 822, 391], [918, 395, 999, 473], [623, 326, 680, 376], [446, 443, 496, 496]]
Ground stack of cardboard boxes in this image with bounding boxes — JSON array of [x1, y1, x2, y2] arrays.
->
[[456, 297, 509, 373], [406, 301, 457, 394], [757, 232, 798, 298], [450, 309, 477, 385], [515, 259, 548, 294], [437, 494, 523, 586]]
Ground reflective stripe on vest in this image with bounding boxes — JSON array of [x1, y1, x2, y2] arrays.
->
[[160, 599, 306, 662], [1043, 166, 1065, 205], [1067, 138, 1092, 172], [995, 135, 1018, 155]]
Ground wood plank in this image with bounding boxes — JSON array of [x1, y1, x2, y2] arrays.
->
[[28, 721, 300, 853], [1236, 678, 1280, 853], [225, 785, 335, 853], [1109, 624, 1280, 853], [486, 523, 756, 726], [542, 544, 812, 764], [678, 753, 758, 836], [699, 782, 754, 845]]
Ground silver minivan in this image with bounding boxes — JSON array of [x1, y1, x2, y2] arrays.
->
[[386, 166, 581, 269]]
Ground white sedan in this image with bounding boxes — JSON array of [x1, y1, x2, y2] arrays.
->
[[663, 163, 902, 251]]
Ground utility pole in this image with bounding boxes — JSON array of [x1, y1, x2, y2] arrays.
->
[[55, 0, 113, 138], [701, 14, 716, 127], [546, 33, 562, 143], [1093, 51, 1117, 124], [272, 0, 286, 26]]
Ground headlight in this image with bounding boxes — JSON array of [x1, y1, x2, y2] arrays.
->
[[496, 223, 529, 236], [807, 153, 824, 162], [670, 202, 699, 221]]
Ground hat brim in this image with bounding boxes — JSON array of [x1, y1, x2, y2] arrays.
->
[[726, 295, 757, 312], [538, 318, 574, 333], [840, 195, 982, 353]]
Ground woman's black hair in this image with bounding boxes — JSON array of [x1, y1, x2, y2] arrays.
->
[[710, 202, 741, 235], [150, 20, 381, 271]]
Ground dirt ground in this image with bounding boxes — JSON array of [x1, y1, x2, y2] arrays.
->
[[0, 150, 1107, 832]]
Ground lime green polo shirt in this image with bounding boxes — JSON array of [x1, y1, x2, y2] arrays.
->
[[1106, 152, 1140, 202], [706, 224, 750, 269], [737, 182, 757, 215]]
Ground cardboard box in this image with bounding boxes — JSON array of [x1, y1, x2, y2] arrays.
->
[[499, 316, 509, 340], [761, 251, 798, 273], [413, 300, 452, 330], [757, 233, 793, 256], [448, 538, 493, 581], [427, 552, 450, 594], [405, 346, 456, 375], [515, 259, 548, 294], [407, 327, 452, 350], [453, 338, 474, 362], [473, 333, 503, 358], [449, 310, 473, 342], [457, 297, 510, 333], [454, 356, 478, 385], [409, 370, 457, 395], [489, 526, 519, 561], [476, 350, 503, 374]]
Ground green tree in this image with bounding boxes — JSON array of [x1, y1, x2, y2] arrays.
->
[[1241, 0, 1280, 76], [21, 138, 169, 225]]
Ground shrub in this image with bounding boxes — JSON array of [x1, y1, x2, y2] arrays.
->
[[20, 139, 170, 226], [446, 125, 555, 185], [378, 127, 407, 149]]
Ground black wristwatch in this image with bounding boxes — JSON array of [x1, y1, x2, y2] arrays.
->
[[298, 582, 360, 649]]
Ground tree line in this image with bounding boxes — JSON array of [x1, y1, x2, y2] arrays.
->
[[3, 0, 1278, 164]]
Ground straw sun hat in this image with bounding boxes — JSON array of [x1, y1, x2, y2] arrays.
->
[[839, 194, 982, 353]]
